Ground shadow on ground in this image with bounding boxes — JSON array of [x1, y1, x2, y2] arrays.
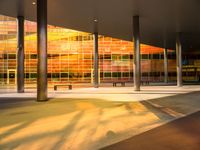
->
[[101, 111, 200, 150], [0, 91, 200, 150]]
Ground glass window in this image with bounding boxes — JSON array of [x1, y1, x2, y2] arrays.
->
[[152, 54, 160, 59], [61, 73, 68, 78], [25, 73, 29, 78], [122, 72, 129, 77], [112, 54, 121, 60], [122, 55, 129, 60], [30, 73, 37, 78], [8, 54, 16, 59], [30, 54, 37, 59], [104, 54, 111, 60], [104, 72, 111, 77], [112, 72, 121, 78], [52, 73, 60, 78], [84, 73, 91, 78], [141, 54, 148, 59]]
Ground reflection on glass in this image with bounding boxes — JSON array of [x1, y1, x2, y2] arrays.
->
[[1, 14, 198, 86]]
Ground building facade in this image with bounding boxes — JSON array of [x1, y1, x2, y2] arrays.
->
[[0, 15, 199, 87]]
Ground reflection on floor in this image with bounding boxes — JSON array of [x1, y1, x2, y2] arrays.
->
[[0, 86, 200, 150]]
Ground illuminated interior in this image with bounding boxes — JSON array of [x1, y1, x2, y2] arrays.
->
[[0, 15, 199, 86]]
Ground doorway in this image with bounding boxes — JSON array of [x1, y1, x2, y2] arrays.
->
[[7, 69, 16, 85]]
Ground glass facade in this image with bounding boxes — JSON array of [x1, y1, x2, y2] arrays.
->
[[0, 15, 199, 87]]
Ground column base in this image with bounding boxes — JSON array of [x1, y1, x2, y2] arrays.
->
[[17, 90, 24, 93], [36, 99, 49, 102], [94, 85, 99, 88], [134, 88, 140, 91]]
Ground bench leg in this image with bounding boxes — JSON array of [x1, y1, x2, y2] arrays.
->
[[54, 86, 57, 91], [69, 85, 72, 90]]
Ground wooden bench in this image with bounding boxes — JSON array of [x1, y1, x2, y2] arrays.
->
[[113, 82, 126, 87], [54, 84, 72, 91], [141, 80, 150, 85]]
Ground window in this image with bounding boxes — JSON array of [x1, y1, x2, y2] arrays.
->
[[8, 54, 16, 59], [112, 54, 121, 60], [141, 54, 148, 59], [61, 73, 68, 78], [152, 54, 160, 59], [122, 72, 129, 77], [52, 73, 60, 78], [84, 73, 91, 78], [25, 73, 29, 78], [104, 54, 111, 60], [112, 72, 121, 78], [104, 72, 111, 77], [30, 73, 37, 78], [30, 54, 37, 59], [122, 55, 129, 60]]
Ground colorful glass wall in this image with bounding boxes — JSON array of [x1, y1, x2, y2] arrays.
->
[[0, 15, 199, 87]]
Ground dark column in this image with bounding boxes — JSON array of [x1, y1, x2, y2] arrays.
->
[[176, 32, 182, 87], [164, 48, 168, 83], [17, 16, 24, 93], [133, 16, 141, 91], [94, 32, 99, 88], [37, 0, 48, 101]]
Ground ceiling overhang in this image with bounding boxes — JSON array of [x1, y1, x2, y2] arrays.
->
[[1, 0, 200, 50]]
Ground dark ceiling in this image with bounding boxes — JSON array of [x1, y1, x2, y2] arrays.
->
[[0, 0, 200, 50]]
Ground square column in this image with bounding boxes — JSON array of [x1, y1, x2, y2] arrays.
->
[[37, 0, 48, 101], [164, 48, 168, 83], [176, 32, 183, 87], [17, 16, 24, 93], [93, 32, 99, 88], [133, 16, 141, 91]]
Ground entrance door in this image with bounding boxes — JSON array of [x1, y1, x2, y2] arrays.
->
[[7, 69, 16, 85]]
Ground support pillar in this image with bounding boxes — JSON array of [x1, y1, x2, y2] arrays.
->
[[133, 16, 141, 91], [17, 16, 24, 93], [37, 0, 48, 101], [94, 32, 99, 88], [164, 48, 168, 83], [176, 32, 182, 87]]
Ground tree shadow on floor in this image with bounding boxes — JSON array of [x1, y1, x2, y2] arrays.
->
[[0, 91, 200, 150]]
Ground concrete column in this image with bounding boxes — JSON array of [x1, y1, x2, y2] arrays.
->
[[133, 16, 141, 91], [164, 48, 168, 83], [37, 0, 48, 101], [17, 16, 24, 93], [176, 32, 183, 87], [93, 32, 99, 88]]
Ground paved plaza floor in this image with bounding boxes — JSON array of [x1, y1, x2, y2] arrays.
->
[[0, 85, 200, 150]]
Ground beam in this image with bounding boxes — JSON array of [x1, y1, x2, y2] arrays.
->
[[176, 32, 183, 87], [17, 16, 24, 93], [37, 0, 48, 101], [164, 48, 168, 83], [133, 16, 141, 91]]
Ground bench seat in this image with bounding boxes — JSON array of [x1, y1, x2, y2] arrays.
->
[[113, 82, 126, 87], [54, 84, 72, 90]]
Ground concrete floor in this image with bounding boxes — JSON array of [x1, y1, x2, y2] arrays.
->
[[0, 85, 200, 150], [102, 111, 200, 150]]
